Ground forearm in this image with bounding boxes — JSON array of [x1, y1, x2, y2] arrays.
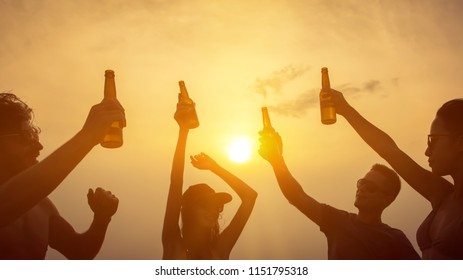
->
[[211, 165, 257, 201], [69, 216, 112, 260], [169, 128, 188, 187], [342, 104, 399, 157], [271, 158, 308, 204], [0, 131, 95, 226], [271, 158, 322, 223], [163, 128, 188, 242]]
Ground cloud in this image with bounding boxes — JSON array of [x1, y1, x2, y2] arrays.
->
[[269, 78, 387, 117], [338, 80, 382, 97], [252, 65, 310, 98], [268, 89, 318, 118]]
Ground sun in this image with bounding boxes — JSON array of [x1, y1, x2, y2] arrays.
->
[[227, 136, 253, 163]]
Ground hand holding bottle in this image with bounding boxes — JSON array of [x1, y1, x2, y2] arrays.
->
[[330, 89, 350, 116], [174, 80, 199, 129], [81, 100, 126, 147], [258, 130, 283, 164], [174, 97, 197, 128]]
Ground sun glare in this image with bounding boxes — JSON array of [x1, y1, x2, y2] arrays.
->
[[227, 136, 253, 163]]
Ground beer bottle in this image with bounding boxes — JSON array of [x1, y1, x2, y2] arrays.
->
[[101, 69, 123, 148], [177, 80, 199, 129], [320, 67, 336, 124], [261, 107, 275, 133], [260, 106, 282, 156]]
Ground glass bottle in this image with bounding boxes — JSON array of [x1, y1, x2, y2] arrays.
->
[[261, 107, 275, 133], [177, 80, 199, 129], [320, 67, 336, 124], [101, 69, 123, 148]]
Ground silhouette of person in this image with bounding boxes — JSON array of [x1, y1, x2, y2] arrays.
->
[[258, 128, 420, 259], [162, 98, 257, 260], [331, 91, 463, 259], [0, 93, 124, 259]]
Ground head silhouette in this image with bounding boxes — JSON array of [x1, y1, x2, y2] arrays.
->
[[426, 99, 463, 176], [354, 164, 401, 212], [0, 93, 39, 135], [436, 99, 463, 136], [180, 184, 232, 243], [0, 93, 42, 174]]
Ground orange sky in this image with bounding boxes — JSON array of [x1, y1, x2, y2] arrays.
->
[[1, 0, 463, 259]]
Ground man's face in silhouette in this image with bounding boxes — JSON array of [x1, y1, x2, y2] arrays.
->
[[0, 121, 43, 175], [354, 170, 393, 211]]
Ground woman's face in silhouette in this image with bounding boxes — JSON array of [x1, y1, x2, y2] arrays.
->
[[425, 117, 460, 176], [191, 202, 222, 229]]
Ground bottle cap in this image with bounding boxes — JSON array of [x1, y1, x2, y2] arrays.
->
[[105, 70, 115, 78]]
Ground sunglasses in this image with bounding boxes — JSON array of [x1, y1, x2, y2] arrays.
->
[[0, 127, 40, 144]]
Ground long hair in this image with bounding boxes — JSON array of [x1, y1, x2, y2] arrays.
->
[[180, 203, 220, 246]]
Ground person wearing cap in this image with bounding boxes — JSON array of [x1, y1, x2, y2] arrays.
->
[[162, 97, 258, 260], [258, 127, 420, 259]]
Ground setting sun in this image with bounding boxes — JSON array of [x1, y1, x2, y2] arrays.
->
[[227, 136, 253, 163]]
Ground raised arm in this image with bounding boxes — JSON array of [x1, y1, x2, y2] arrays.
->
[[190, 153, 257, 258], [0, 100, 125, 226], [331, 89, 451, 205], [162, 101, 191, 258], [48, 187, 119, 259], [258, 131, 322, 225]]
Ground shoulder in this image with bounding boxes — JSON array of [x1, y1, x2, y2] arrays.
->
[[380, 223, 414, 243], [320, 204, 352, 220], [319, 204, 355, 232]]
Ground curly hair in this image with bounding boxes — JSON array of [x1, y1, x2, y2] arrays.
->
[[0, 93, 39, 134]]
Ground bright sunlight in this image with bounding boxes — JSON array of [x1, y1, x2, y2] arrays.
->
[[227, 136, 253, 163]]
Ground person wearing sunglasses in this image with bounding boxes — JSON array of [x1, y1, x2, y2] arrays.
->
[[258, 128, 420, 259], [330, 90, 463, 259], [0, 92, 125, 259]]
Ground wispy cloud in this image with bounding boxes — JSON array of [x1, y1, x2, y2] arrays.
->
[[268, 89, 319, 118], [258, 65, 388, 117], [252, 65, 310, 98]]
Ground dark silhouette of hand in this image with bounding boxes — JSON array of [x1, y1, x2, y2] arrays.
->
[[190, 152, 219, 171], [87, 187, 119, 220]]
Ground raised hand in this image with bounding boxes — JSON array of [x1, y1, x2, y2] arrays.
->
[[174, 93, 198, 129], [190, 152, 219, 171], [87, 187, 119, 220], [81, 100, 126, 146], [258, 130, 283, 164], [330, 89, 350, 116]]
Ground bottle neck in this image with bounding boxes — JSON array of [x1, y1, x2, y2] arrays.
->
[[321, 68, 330, 89], [104, 78, 117, 99]]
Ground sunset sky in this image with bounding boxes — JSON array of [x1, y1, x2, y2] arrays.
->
[[1, 0, 463, 259]]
